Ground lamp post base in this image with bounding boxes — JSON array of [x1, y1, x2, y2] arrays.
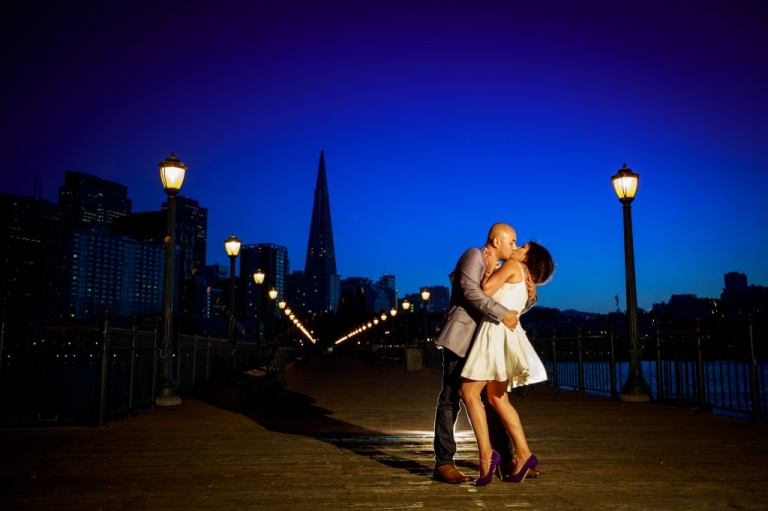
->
[[156, 395, 182, 406], [156, 379, 181, 406], [620, 393, 650, 402], [620, 379, 651, 402]]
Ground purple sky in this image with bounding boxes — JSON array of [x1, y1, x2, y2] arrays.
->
[[2, 0, 767, 313]]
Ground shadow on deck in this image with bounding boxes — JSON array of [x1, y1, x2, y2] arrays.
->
[[2, 354, 767, 510]]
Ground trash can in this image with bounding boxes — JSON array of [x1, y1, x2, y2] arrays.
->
[[405, 347, 423, 371]]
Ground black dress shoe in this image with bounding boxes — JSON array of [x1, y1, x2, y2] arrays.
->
[[433, 464, 474, 483]]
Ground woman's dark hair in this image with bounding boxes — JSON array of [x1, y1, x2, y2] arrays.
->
[[525, 241, 555, 285]]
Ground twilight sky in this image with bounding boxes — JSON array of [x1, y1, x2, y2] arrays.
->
[[2, 0, 766, 314]]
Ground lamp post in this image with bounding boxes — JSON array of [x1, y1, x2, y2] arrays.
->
[[612, 164, 651, 402], [224, 234, 241, 373], [421, 289, 431, 345], [253, 269, 265, 348], [278, 299, 286, 343], [389, 307, 397, 347], [367, 321, 373, 350], [268, 288, 278, 342], [285, 307, 292, 344], [157, 152, 186, 406], [286, 308, 293, 344], [401, 300, 410, 348], [380, 312, 387, 345], [224, 235, 241, 331]]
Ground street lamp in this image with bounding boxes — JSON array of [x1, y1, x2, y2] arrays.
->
[[367, 321, 373, 347], [268, 288, 277, 342], [380, 312, 388, 347], [389, 307, 397, 347], [224, 234, 241, 373], [374, 317, 381, 347], [224, 234, 241, 333], [402, 299, 410, 347], [612, 164, 651, 402], [253, 269, 265, 345], [285, 308, 292, 343], [278, 299, 287, 343], [157, 153, 186, 406], [421, 288, 431, 344]]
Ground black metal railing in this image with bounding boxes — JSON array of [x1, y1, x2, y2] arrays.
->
[[530, 318, 767, 421], [100, 324, 158, 424], [1, 324, 104, 425], [0, 311, 260, 426], [176, 335, 259, 394], [534, 329, 619, 397]]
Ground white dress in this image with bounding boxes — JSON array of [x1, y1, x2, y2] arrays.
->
[[461, 265, 548, 389]]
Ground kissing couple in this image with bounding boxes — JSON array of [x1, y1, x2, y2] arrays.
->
[[432, 222, 555, 486]]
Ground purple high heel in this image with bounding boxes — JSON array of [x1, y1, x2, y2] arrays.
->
[[503, 454, 538, 483], [473, 450, 501, 486]]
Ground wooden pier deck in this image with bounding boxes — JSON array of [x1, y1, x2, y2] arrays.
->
[[2, 354, 767, 510]]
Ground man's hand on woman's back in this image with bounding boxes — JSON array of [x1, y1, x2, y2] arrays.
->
[[502, 309, 519, 330]]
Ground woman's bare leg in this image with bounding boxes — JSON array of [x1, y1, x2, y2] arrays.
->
[[459, 379, 494, 477], [486, 380, 532, 474]]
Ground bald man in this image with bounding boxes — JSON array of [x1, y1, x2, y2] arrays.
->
[[432, 223, 537, 483]]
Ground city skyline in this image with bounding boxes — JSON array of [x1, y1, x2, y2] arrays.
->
[[5, 166, 760, 318], [2, 1, 766, 313]]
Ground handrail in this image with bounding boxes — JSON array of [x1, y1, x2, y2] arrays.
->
[[2, 317, 764, 425], [529, 319, 766, 421], [0, 319, 265, 426]]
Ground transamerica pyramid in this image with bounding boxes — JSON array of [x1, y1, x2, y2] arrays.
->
[[303, 150, 340, 313]]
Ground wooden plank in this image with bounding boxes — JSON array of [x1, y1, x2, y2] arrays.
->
[[1, 355, 766, 510]]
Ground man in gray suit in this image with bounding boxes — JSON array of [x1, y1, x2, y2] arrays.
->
[[432, 222, 536, 483]]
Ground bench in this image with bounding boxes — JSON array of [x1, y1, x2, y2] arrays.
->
[[238, 347, 292, 403], [378, 348, 404, 366]]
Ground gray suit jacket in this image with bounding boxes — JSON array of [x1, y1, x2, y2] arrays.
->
[[435, 247, 508, 358]]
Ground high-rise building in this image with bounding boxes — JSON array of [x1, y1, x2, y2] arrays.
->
[[198, 263, 229, 288], [402, 286, 448, 314], [425, 285, 450, 314], [724, 272, 748, 294], [377, 274, 397, 311], [295, 150, 340, 315], [112, 211, 164, 243], [42, 229, 165, 320], [720, 271, 767, 322], [339, 275, 401, 314], [341, 276, 372, 307], [285, 270, 309, 314], [113, 196, 208, 316], [164, 196, 208, 280], [58, 171, 131, 232], [197, 263, 228, 318], [0, 193, 74, 323]]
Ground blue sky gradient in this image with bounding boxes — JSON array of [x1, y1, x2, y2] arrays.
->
[[2, 0, 766, 313]]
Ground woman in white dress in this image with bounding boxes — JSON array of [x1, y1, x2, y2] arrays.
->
[[458, 241, 555, 485]]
